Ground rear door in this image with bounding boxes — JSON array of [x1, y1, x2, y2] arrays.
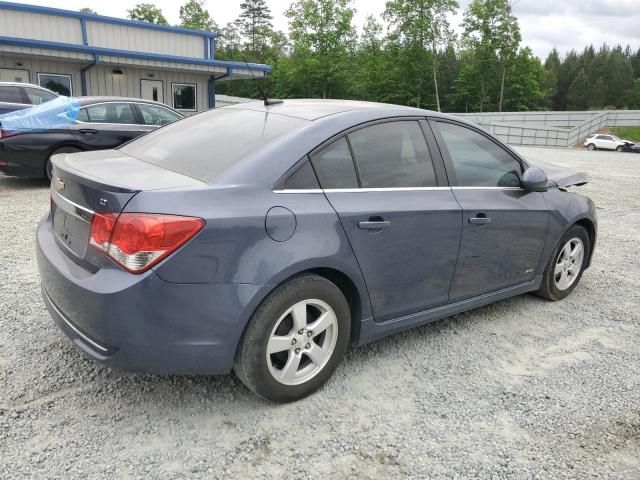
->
[[430, 119, 548, 302], [313, 119, 462, 322], [69, 102, 152, 149]]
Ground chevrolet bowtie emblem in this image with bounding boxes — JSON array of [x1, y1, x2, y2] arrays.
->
[[55, 177, 65, 191]]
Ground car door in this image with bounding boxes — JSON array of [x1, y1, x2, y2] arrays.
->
[[69, 102, 151, 149], [312, 119, 462, 322], [594, 135, 613, 150], [430, 119, 548, 302]]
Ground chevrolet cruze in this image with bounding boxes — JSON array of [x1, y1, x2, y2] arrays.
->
[[36, 100, 597, 402]]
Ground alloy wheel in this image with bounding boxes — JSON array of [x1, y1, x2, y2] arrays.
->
[[554, 237, 585, 290], [266, 299, 338, 386]]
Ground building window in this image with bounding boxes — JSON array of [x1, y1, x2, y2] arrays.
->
[[172, 83, 197, 111], [37, 73, 72, 96]]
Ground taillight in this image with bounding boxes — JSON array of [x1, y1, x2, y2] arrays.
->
[[89, 213, 204, 273], [0, 129, 22, 139]]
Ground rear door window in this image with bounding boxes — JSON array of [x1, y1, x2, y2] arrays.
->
[[310, 137, 359, 189], [80, 103, 136, 124], [348, 121, 437, 188]]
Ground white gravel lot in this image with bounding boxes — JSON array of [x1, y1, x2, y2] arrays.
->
[[0, 146, 639, 479]]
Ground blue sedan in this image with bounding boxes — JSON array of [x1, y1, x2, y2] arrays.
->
[[36, 100, 597, 402]]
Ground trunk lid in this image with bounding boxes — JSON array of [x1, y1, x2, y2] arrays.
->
[[50, 149, 204, 270]]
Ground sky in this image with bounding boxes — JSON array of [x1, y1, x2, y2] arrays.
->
[[26, 0, 640, 60]]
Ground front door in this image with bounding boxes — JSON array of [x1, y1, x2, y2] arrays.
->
[[430, 119, 548, 302], [140, 79, 163, 103], [311, 120, 462, 322]]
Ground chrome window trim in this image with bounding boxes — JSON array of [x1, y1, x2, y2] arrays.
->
[[326, 187, 451, 193], [273, 189, 324, 194], [273, 186, 524, 194]]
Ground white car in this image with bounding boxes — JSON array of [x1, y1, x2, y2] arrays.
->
[[584, 134, 634, 152]]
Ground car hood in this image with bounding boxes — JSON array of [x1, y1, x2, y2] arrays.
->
[[526, 159, 590, 188]]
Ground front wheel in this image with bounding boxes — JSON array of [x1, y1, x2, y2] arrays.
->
[[536, 225, 590, 301], [616, 146, 624, 152], [587, 143, 596, 151], [234, 274, 351, 402]]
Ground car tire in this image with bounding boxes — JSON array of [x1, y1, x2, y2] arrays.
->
[[45, 146, 81, 180], [587, 143, 596, 151], [535, 225, 590, 301], [234, 274, 351, 403], [616, 146, 624, 152]]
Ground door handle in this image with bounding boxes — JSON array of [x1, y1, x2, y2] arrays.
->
[[358, 217, 391, 230], [79, 128, 99, 135], [469, 213, 491, 225]]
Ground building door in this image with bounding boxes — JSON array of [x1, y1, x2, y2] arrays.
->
[[141, 80, 163, 103]]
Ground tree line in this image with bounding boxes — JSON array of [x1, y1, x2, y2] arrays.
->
[[83, 0, 640, 113]]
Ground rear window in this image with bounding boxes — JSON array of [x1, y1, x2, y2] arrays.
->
[[120, 108, 308, 182]]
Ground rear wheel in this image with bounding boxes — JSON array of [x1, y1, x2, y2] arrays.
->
[[587, 143, 596, 151], [536, 225, 590, 301], [234, 274, 351, 402], [45, 146, 81, 180]]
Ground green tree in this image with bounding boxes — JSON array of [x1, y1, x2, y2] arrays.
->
[[127, 3, 168, 25], [461, 0, 521, 112], [502, 47, 545, 111], [567, 68, 589, 110], [383, 0, 458, 110], [629, 79, 640, 109], [284, 0, 356, 99], [179, 0, 217, 31], [587, 77, 607, 109], [235, 0, 274, 59], [351, 15, 389, 102], [79, 7, 97, 14]]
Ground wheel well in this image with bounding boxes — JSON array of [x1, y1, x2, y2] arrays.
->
[[307, 268, 362, 344], [575, 218, 596, 264], [44, 144, 84, 174]]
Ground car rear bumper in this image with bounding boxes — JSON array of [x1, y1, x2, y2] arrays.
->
[[36, 214, 264, 374]]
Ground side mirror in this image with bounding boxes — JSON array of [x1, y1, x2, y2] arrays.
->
[[521, 167, 549, 192]]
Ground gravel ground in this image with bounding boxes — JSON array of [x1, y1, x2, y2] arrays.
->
[[0, 147, 639, 479]]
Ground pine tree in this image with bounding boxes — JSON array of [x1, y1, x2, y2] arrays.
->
[[235, 0, 274, 59]]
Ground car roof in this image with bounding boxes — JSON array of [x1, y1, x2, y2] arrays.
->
[[224, 99, 434, 121], [76, 96, 177, 109]]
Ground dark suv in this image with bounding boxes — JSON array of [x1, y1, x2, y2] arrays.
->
[[0, 82, 58, 114]]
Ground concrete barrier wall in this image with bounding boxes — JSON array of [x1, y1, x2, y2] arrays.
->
[[212, 100, 639, 147], [454, 110, 640, 147]]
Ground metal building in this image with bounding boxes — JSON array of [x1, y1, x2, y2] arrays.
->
[[0, 1, 271, 114]]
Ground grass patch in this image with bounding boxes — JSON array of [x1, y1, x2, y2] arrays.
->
[[611, 127, 640, 142]]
